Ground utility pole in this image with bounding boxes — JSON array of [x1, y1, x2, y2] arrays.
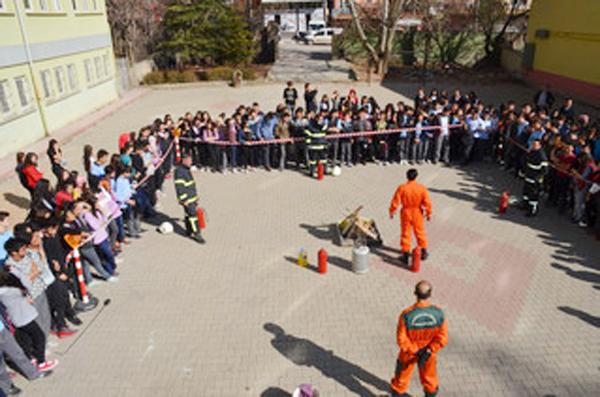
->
[[14, 0, 50, 138]]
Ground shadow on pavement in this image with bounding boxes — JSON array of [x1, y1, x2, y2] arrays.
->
[[551, 263, 600, 286], [370, 245, 412, 271], [142, 210, 188, 238], [299, 223, 335, 243], [327, 255, 353, 272], [558, 306, 600, 329], [3, 192, 30, 209], [424, 163, 600, 292], [260, 387, 291, 397], [424, 163, 600, 327], [264, 322, 389, 397], [309, 52, 331, 61]]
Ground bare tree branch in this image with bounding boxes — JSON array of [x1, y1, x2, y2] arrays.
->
[[348, 0, 380, 63]]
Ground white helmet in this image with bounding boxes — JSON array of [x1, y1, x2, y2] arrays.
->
[[158, 221, 174, 234], [332, 166, 342, 177]]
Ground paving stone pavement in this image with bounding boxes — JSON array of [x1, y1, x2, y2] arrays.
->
[[269, 36, 352, 82], [0, 84, 597, 397]]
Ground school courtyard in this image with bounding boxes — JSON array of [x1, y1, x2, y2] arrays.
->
[[0, 81, 598, 397]]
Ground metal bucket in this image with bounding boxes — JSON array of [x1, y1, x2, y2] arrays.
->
[[352, 245, 370, 274]]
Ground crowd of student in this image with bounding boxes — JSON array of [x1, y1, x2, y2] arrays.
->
[[0, 82, 598, 394], [0, 122, 171, 394], [172, 82, 600, 236]]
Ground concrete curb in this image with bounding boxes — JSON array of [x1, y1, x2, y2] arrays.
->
[[145, 79, 278, 90]]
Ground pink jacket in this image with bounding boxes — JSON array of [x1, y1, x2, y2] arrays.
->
[[82, 211, 109, 245], [97, 187, 122, 219]]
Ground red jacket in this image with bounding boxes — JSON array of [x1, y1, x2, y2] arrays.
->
[[22, 165, 42, 190]]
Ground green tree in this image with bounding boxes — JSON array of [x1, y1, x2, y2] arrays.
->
[[475, 0, 529, 68], [157, 0, 254, 67]]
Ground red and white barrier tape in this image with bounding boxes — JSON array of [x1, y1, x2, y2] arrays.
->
[[134, 140, 175, 190], [177, 123, 465, 146], [504, 135, 595, 185]]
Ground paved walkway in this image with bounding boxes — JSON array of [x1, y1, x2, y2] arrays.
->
[[270, 36, 353, 82], [1, 84, 598, 397]]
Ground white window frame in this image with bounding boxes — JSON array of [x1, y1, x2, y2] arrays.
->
[[54, 66, 65, 95], [14, 76, 32, 110], [66, 63, 79, 91], [53, 0, 62, 12], [23, 0, 33, 11], [40, 69, 53, 99], [102, 54, 111, 77], [84, 59, 93, 84], [94, 56, 103, 79], [0, 0, 6, 12], [0, 80, 12, 116], [81, 0, 88, 12], [91, 0, 97, 11], [39, 0, 48, 12]]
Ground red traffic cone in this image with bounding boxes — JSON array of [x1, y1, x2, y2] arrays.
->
[[499, 191, 509, 214], [318, 248, 328, 274], [196, 207, 206, 230], [411, 247, 421, 273], [317, 162, 324, 180]]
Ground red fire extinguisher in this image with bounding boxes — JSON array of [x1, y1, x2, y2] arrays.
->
[[411, 247, 421, 273], [196, 207, 207, 230], [317, 162, 324, 180], [318, 248, 328, 274], [499, 191, 509, 214]]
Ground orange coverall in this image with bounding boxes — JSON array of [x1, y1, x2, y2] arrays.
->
[[391, 301, 448, 395], [389, 180, 433, 253]]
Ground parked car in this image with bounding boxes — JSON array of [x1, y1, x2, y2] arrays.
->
[[303, 28, 340, 45], [293, 20, 327, 41]]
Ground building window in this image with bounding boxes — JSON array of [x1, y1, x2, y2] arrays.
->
[[91, 0, 97, 11], [0, 80, 11, 115], [71, 0, 76, 10], [81, 0, 88, 12], [94, 56, 103, 79], [14, 76, 31, 109], [39, 0, 48, 11], [0, 1, 5, 11], [84, 59, 93, 83], [67, 63, 79, 91], [102, 54, 111, 76], [53, 0, 61, 11], [40, 70, 53, 99], [54, 66, 65, 95], [23, 0, 33, 11]]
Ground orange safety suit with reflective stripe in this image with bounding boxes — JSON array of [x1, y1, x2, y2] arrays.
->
[[389, 180, 432, 253], [391, 301, 448, 395]]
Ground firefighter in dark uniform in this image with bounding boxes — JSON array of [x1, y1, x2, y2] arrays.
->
[[521, 139, 548, 216], [174, 154, 205, 243], [304, 112, 328, 178]]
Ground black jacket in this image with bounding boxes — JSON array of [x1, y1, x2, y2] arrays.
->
[[174, 165, 198, 206], [524, 149, 549, 182]]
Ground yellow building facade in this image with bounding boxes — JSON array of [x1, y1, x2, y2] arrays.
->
[[0, 0, 118, 158], [526, 0, 600, 102]]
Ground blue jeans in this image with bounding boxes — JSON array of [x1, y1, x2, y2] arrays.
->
[[96, 239, 117, 276], [134, 190, 155, 218], [115, 215, 125, 242], [229, 146, 238, 169], [80, 244, 112, 280]]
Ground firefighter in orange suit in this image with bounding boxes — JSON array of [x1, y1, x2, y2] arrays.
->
[[389, 168, 432, 264], [391, 280, 448, 397]]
